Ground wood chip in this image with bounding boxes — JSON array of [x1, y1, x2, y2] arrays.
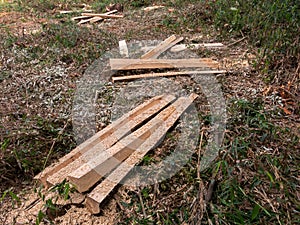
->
[[119, 40, 129, 58]]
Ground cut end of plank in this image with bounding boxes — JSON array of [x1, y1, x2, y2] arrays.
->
[[85, 196, 101, 214], [68, 167, 100, 193]]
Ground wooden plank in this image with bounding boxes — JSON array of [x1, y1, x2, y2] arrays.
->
[[34, 95, 175, 186], [85, 93, 198, 214], [110, 58, 219, 70], [112, 70, 227, 82], [141, 43, 224, 53], [77, 10, 118, 25], [140, 35, 179, 59], [44, 95, 176, 188], [71, 15, 92, 21], [170, 43, 224, 52], [60, 10, 93, 14], [81, 13, 123, 19], [119, 40, 129, 58]]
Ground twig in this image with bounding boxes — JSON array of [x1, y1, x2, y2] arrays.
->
[[227, 37, 246, 47], [137, 188, 147, 219]]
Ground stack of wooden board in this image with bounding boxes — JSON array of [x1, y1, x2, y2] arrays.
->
[[71, 10, 123, 25], [111, 35, 226, 82], [35, 93, 198, 214]]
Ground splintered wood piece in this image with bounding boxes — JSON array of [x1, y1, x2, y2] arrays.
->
[[67, 97, 179, 192], [35, 95, 175, 186], [119, 40, 129, 58], [110, 58, 219, 70], [112, 70, 227, 82], [85, 93, 198, 214], [170, 43, 224, 52], [140, 35, 182, 59], [77, 10, 118, 24], [81, 13, 123, 19]]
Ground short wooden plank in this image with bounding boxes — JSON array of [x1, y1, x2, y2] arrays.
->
[[81, 13, 123, 19], [119, 40, 129, 58], [140, 35, 179, 59], [112, 70, 227, 82], [110, 58, 219, 70], [45, 95, 176, 188], [35, 95, 175, 186], [85, 93, 198, 214]]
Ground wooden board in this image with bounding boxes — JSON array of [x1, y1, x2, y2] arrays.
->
[[110, 58, 219, 70], [170, 43, 224, 52], [81, 13, 123, 19], [71, 15, 92, 21], [35, 95, 175, 186], [85, 93, 198, 214], [112, 70, 227, 82], [140, 35, 180, 59]]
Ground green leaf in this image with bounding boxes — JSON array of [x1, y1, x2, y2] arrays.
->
[[251, 203, 260, 220]]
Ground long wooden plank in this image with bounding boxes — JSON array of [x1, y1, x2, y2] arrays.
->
[[110, 58, 219, 70], [67, 96, 180, 192], [45, 95, 175, 188], [141, 43, 224, 53], [35, 95, 175, 186], [85, 93, 198, 214], [112, 70, 227, 82], [170, 43, 224, 52], [81, 13, 123, 19], [140, 35, 179, 59]]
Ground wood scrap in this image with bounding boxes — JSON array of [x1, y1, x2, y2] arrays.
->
[[41, 95, 176, 188], [140, 35, 183, 59], [143, 5, 165, 11], [112, 70, 227, 82], [81, 13, 123, 19], [35, 95, 175, 186], [119, 40, 129, 58], [85, 93, 198, 214], [110, 58, 219, 70]]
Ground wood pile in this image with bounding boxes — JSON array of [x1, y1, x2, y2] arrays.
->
[[35, 35, 226, 214]]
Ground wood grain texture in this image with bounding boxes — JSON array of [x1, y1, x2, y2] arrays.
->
[[140, 35, 181, 59], [85, 93, 198, 214], [110, 58, 219, 70], [112, 70, 227, 82]]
